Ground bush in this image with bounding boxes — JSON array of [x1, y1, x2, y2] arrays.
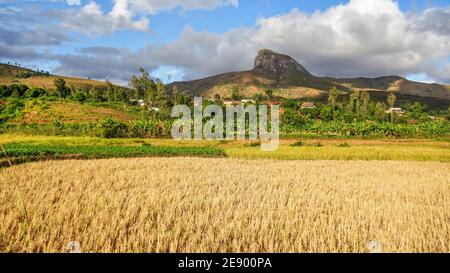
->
[[338, 142, 350, 148], [290, 140, 304, 147], [72, 91, 87, 102], [0, 99, 24, 124], [8, 84, 28, 97], [16, 71, 33, 79], [244, 141, 261, 147], [96, 117, 129, 138], [25, 87, 47, 98], [0, 85, 11, 97]]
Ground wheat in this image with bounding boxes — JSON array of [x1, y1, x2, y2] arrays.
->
[[0, 158, 449, 252]]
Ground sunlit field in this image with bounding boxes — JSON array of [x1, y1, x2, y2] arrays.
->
[[1, 158, 449, 253], [1, 134, 449, 163]]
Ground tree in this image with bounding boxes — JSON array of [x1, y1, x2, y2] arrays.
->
[[374, 102, 387, 122], [387, 92, 397, 109], [387, 92, 397, 123], [264, 89, 274, 100], [253, 93, 265, 104], [155, 80, 168, 109], [328, 86, 339, 120], [90, 86, 103, 102], [54, 77, 69, 98], [231, 86, 241, 100], [130, 68, 157, 104], [105, 80, 116, 102], [214, 94, 221, 103], [348, 90, 360, 114], [116, 88, 129, 104], [173, 92, 191, 106], [359, 91, 370, 119]]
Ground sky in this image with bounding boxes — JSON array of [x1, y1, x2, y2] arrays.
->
[[0, 0, 449, 85]]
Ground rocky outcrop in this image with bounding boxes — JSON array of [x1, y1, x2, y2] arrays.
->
[[253, 49, 310, 75]]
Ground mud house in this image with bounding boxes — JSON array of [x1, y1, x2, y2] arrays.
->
[[301, 102, 316, 109]]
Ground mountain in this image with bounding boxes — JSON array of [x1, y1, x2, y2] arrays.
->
[[168, 49, 450, 107], [0, 63, 116, 91]]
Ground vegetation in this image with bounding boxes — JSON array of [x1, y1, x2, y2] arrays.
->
[[1, 135, 449, 165], [1, 66, 449, 139], [2, 143, 224, 165], [1, 158, 448, 252]]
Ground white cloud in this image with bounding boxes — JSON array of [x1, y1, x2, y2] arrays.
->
[[54, 0, 239, 36], [54, 1, 149, 36], [140, 0, 450, 82], [52, 0, 450, 84]]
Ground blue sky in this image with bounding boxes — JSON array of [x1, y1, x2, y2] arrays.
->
[[0, 0, 449, 84]]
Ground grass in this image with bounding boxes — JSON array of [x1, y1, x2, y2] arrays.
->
[[0, 63, 115, 91], [11, 100, 140, 124], [0, 158, 448, 252], [0, 134, 449, 163], [1, 143, 224, 165], [226, 145, 450, 161]]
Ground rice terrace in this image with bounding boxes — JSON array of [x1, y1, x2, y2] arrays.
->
[[1, 0, 450, 257]]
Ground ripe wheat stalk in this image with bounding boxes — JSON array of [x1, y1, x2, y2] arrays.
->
[[0, 158, 449, 253]]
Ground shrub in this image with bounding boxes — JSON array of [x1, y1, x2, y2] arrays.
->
[[244, 141, 261, 147], [25, 87, 47, 98], [290, 140, 304, 147], [338, 142, 350, 148], [0, 85, 11, 97], [96, 117, 129, 138], [72, 91, 87, 102]]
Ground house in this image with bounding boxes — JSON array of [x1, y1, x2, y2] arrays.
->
[[223, 99, 242, 106], [241, 99, 255, 104], [387, 108, 405, 116], [137, 99, 146, 107], [301, 102, 316, 109]]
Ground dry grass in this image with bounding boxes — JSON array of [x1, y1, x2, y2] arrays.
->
[[12, 101, 138, 124], [0, 75, 109, 91], [1, 158, 449, 253]]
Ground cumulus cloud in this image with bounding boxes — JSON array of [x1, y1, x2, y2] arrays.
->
[[49, 1, 149, 36], [143, 0, 450, 82], [50, 0, 450, 84], [51, 0, 239, 36], [411, 6, 450, 36]]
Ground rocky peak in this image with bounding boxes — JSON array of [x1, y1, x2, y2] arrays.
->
[[253, 49, 310, 75]]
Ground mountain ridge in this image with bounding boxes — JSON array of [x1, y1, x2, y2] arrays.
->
[[168, 49, 450, 103]]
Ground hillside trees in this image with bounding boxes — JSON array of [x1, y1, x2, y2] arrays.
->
[[231, 86, 242, 100], [130, 68, 157, 105], [387, 92, 397, 123], [328, 86, 338, 116], [105, 79, 116, 101], [54, 78, 70, 98], [264, 89, 274, 100]]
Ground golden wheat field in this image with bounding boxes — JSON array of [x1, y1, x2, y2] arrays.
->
[[0, 158, 449, 253]]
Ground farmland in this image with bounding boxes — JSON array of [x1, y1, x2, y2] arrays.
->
[[1, 135, 449, 165], [0, 158, 448, 252]]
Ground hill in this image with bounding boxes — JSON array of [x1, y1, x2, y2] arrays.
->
[[0, 63, 115, 91], [168, 49, 450, 107]]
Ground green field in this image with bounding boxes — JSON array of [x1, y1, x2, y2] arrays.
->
[[1, 134, 449, 166]]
